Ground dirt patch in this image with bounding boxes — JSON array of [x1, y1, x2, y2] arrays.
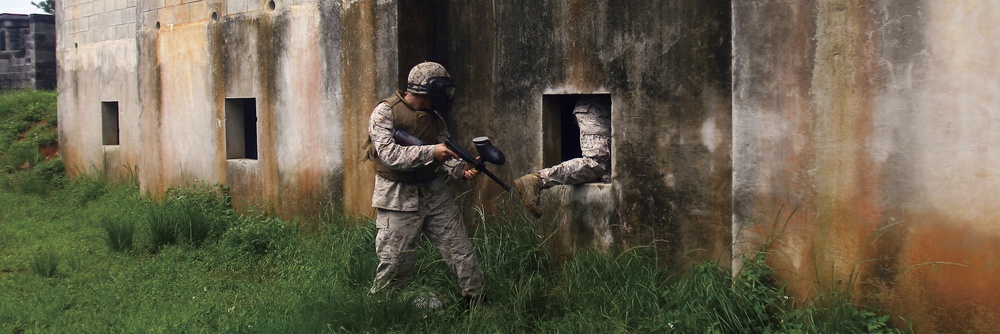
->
[[39, 142, 59, 159]]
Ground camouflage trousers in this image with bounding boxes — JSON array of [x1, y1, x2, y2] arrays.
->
[[370, 203, 483, 298], [538, 135, 611, 188]]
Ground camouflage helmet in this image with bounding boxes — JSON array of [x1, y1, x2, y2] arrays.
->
[[406, 62, 451, 95]]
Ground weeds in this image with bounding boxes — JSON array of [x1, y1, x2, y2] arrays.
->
[[221, 215, 297, 257], [30, 251, 59, 278], [68, 175, 107, 207], [103, 217, 135, 252], [145, 202, 178, 250]]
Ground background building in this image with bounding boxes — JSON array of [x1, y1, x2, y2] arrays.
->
[[0, 13, 55, 90]]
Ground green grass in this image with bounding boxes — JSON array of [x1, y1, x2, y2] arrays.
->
[[0, 181, 904, 333], [0, 90, 905, 332]]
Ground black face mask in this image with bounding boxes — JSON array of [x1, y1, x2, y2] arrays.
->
[[425, 76, 456, 115]]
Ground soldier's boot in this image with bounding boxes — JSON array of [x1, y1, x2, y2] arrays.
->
[[514, 173, 543, 218]]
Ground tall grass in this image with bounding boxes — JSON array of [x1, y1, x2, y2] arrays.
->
[[0, 177, 905, 332], [29, 251, 59, 278]]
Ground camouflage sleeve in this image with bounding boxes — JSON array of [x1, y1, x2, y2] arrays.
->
[[436, 117, 467, 179], [369, 103, 437, 171], [443, 155, 466, 180]]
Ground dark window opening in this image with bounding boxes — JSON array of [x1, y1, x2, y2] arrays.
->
[[8, 30, 23, 51], [225, 98, 258, 160], [541, 93, 612, 168], [101, 102, 120, 146]]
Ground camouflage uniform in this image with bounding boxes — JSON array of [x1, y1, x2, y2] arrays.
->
[[537, 97, 612, 187], [367, 100, 484, 298]]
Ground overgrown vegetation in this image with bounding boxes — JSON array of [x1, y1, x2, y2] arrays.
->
[[0, 90, 905, 332], [0, 90, 61, 196]]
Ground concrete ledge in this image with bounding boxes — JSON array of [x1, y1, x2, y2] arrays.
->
[[102, 145, 128, 181], [536, 182, 615, 261], [226, 159, 262, 212]]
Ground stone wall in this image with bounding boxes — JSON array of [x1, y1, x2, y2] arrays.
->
[[0, 13, 55, 90]]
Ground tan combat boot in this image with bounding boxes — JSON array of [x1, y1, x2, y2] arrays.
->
[[514, 173, 543, 218]]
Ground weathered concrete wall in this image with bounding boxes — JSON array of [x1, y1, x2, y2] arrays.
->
[[60, 0, 732, 260], [55, 0, 1000, 330], [437, 1, 733, 265], [58, 0, 139, 181], [733, 0, 1000, 331], [132, 0, 381, 221], [56, 0, 398, 222]]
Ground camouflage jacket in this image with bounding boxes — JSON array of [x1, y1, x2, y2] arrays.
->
[[368, 100, 466, 211]]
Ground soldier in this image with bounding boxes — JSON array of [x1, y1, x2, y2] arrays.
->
[[365, 62, 486, 307], [514, 97, 611, 218]]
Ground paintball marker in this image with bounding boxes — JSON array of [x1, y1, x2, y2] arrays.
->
[[444, 136, 511, 191], [391, 130, 511, 191]]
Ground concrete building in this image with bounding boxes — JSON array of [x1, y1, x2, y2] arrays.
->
[[56, 0, 1000, 331], [0, 13, 56, 90], [733, 1, 1000, 330]]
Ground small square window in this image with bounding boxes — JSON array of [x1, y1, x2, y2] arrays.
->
[[101, 101, 120, 146], [225, 98, 258, 160], [541, 93, 612, 167]]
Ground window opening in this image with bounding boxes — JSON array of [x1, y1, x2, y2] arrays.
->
[[541, 93, 613, 182], [225, 98, 258, 160], [101, 101, 120, 146]]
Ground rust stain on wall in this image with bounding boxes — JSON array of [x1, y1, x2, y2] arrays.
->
[[209, 16, 227, 189], [255, 14, 283, 217], [564, 0, 604, 87], [876, 212, 1000, 332], [291, 37, 328, 223], [137, 25, 165, 197], [735, 1, 1000, 331], [340, 1, 378, 218], [809, 0, 882, 291]]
